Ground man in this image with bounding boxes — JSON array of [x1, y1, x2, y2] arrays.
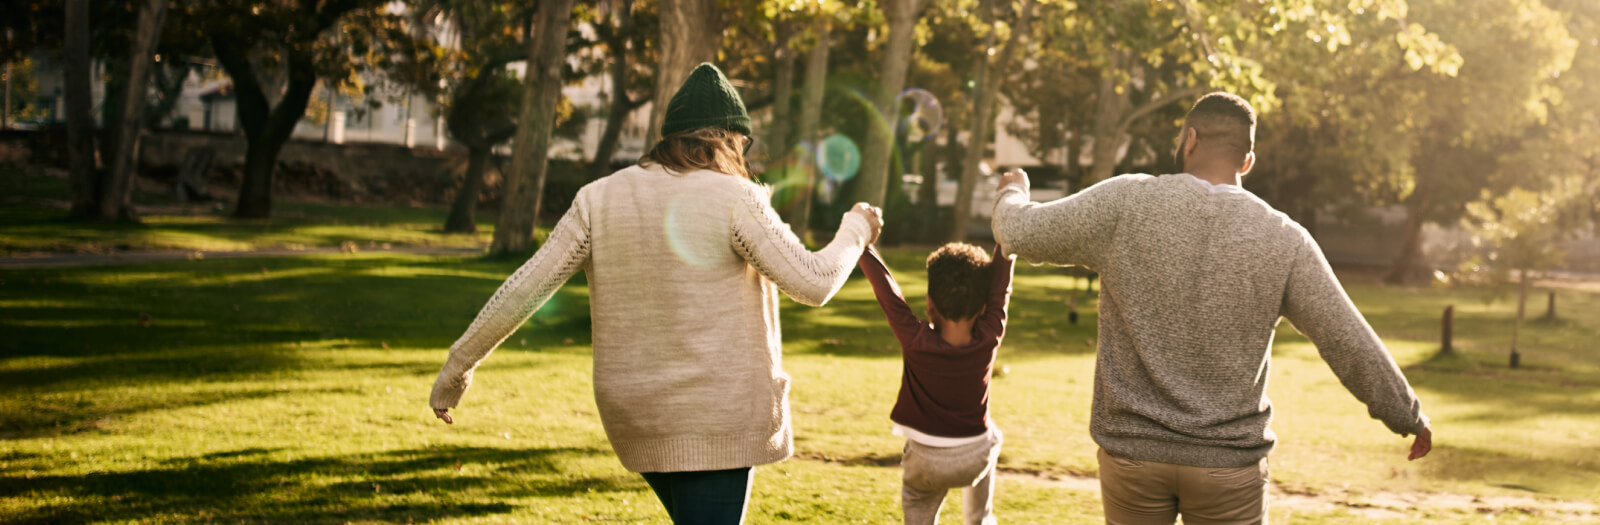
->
[[990, 92, 1432, 524]]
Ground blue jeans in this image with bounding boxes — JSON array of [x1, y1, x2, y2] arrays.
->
[[640, 467, 754, 524]]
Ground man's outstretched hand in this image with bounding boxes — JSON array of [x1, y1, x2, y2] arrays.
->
[[434, 408, 454, 424], [1402, 426, 1431, 460]]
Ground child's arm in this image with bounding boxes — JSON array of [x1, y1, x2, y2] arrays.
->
[[858, 245, 927, 348], [977, 244, 1016, 337]]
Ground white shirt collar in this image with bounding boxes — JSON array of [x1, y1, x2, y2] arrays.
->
[[1180, 173, 1245, 194]]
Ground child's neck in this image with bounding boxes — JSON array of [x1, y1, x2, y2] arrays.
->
[[934, 318, 978, 346]]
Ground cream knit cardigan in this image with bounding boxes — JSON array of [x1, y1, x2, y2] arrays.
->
[[431, 164, 872, 473]]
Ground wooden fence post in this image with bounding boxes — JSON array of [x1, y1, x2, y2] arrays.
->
[[1441, 305, 1453, 354]]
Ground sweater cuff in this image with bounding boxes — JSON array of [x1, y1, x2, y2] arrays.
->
[[996, 183, 1029, 203], [429, 367, 472, 410], [837, 211, 872, 247]]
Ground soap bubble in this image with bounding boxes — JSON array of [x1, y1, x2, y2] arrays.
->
[[898, 88, 943, 142], [817, 133, 861, 183]]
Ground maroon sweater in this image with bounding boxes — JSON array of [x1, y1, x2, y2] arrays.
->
[[858, 245, 1014, 438]]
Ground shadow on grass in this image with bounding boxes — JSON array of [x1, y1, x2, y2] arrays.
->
[[1402, 351, 1600, 421], [0, 445, 633, 523], [1414, 442, 1600, 498]]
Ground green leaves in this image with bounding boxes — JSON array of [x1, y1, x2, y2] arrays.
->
[[1394, 22, 1460, 76]]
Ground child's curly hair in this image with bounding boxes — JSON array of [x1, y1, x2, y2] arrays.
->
[[926, 243, 993, 321]]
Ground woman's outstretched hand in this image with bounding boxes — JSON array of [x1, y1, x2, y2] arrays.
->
[[434, 408, 454, 424], [850, 203, 884, 245]]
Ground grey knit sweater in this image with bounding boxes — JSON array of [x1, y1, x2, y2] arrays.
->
[[432, 164, 871, 473], [992, 173, 1429, 468]]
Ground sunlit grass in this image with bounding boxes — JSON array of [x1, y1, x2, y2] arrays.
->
[[2, 249, 1597, 523]]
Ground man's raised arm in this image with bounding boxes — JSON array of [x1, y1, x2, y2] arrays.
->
[[990, 170, 1142, 269]]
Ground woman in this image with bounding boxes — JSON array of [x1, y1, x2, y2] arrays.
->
[[429, 63, 883, 524]]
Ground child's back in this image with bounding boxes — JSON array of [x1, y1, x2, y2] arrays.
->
[[858, 244, 1014, 525]]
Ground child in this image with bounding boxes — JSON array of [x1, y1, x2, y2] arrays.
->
[[858, 243, 1014, 525]]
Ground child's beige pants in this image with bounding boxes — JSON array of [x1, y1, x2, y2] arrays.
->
[[900, 428, 1003, 525]]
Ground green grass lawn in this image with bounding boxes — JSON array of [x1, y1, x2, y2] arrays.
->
[[0, 164, 494, 255], [2, 249, 1596, 524]]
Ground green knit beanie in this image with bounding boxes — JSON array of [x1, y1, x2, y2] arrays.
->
[[660, 63, 753, 138]]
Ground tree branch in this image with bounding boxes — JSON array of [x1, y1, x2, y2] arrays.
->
[[1116, 85, 1206, 131]]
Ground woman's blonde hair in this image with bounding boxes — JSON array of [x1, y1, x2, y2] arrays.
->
[[639, 127, 751, 179]]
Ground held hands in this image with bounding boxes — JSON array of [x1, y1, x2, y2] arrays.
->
[[997, 168, 1030, 194], [1401, 425, 1432, 460], [850, 203, 885, 245]]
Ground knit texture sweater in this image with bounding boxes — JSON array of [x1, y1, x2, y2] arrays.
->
[[992, 174, 1429, 468], [431, 163, 872, 473], [858, 246, 1013, 439]]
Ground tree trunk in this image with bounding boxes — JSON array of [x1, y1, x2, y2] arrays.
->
[[231, 75, 317, 219], [916, 123, 941, 242], [99, 0, 169, 222], [490, 0, 576, 255], [445, 146, 491, 234], [589, 0, 634, 180], [789, 19, 831, 240], [213, 31, 321, 219], [855, 0, 929, 206], [769, 20, 796, 166], [949, 0, 998, 243], [1087, 51, 1129, 185], [3, 62, 11, 130], [1385, 201, 1426, 284], [646, 0, 722, 148], [950, 0, 1034, 242], [99, 59, 124, 166], [65, 0, 100, 219], [1510, 268, 1528, 368], [147, 63, 190, 126]]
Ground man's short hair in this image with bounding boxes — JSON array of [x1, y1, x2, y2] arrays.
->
[[1182, 92, 1257, 162], [926, 243, 993, 321]]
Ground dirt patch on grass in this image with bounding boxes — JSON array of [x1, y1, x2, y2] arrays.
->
[[801, 454, 1598, 522]]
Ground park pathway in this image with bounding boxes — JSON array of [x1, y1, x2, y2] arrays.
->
[[992, 466, 1600, 522], [0, 246, 486, 269], [794, 452, 1597, 521]]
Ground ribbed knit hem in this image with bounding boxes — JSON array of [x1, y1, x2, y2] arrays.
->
[[611, 430, 792, 473], [1092, 431, 1274, 469]]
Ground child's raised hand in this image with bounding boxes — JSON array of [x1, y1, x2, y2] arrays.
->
[[851, 202, 884, 245]]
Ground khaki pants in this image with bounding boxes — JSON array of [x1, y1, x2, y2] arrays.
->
[[1096, 448, 1268, 525], [901, 429, 1003, 525]]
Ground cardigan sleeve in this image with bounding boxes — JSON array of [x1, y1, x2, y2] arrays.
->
[[430, 197, 593, 410], [730, 182, 871, 307]]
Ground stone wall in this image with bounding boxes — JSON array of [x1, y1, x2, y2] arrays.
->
[[137, 130, 469, 204]]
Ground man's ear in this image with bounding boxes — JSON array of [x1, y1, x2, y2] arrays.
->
[[1239, 151, 1255, 177], [1183, 127, 1200, 159]]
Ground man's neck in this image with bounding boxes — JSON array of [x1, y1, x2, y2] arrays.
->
[[935, 318, 977, 346]]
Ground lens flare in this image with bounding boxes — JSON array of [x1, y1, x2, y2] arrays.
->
[[898, 88, 944, 142], [663, 192, 720, 269], [817, 133, 862, 183]]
